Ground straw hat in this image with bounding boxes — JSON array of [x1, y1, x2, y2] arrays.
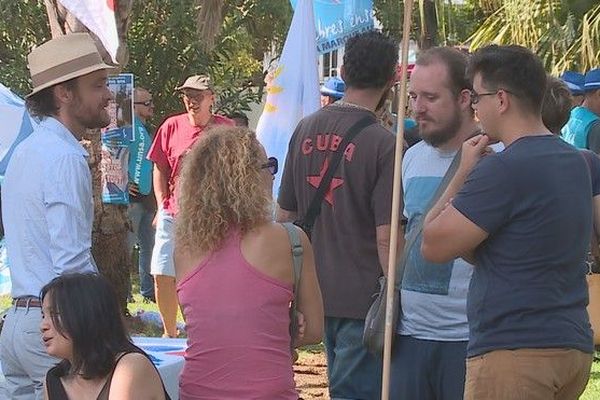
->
[[27, 33, 115, 98]]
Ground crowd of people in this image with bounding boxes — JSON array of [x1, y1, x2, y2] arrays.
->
[[0, 27, 599, 400]]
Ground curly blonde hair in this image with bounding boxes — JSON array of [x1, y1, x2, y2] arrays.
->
[[175, 125, 272, 253]]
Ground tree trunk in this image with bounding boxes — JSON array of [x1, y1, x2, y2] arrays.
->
[[418, 0, 438, 49], [43, 0, 134, 314]]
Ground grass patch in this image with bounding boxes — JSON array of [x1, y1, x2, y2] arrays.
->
[[581, 359, 600, 399]]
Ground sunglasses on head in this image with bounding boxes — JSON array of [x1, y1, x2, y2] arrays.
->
[[261, 157, 278, 175], [134, 100, 153, 107]]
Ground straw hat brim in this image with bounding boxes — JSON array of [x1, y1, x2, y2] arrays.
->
[[26, 62, 116, 98]]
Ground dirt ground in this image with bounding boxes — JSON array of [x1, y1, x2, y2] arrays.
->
[[295, 350, 329, 399]]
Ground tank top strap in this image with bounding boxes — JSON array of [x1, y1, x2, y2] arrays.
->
[[96, 350, 138, 400]]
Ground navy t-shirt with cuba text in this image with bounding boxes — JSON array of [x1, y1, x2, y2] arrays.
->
[[452, 135, 594, 358]]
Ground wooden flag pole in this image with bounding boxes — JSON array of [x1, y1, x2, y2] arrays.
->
[[381, 1, 415, 399]]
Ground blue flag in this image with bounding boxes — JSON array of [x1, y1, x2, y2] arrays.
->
[[291, 0, 374, 54], [256, 0, 320, 198], [0, 83, 36, 177]]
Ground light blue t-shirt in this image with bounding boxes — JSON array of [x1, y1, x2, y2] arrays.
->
[[397, 140, 472, 341]]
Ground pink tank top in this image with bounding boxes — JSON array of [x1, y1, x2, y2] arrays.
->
[[177, 230, 298, 400]]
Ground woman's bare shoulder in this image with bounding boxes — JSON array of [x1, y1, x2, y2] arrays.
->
[[109, 352, 165, 400]]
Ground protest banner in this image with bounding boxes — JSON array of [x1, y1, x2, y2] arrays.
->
[[290, 0, 374, 54], [101, 73, 134, 204]]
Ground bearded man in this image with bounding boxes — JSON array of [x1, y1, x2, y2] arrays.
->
[[0, 33, 113, 399]]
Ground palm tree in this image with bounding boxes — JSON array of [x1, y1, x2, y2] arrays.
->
[[467, 0, 600, 73]]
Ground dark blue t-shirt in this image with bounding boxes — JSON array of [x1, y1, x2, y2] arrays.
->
[[453, 135, 594, 357]]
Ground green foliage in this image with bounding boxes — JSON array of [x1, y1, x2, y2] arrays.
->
[[127, 0, 291, 128], [0, 0, 50, 97], [0, 0, 291, 127], [467, 0, 600, 73]]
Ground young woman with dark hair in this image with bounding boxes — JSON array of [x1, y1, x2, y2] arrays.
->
[[40, 273, 169, 400]]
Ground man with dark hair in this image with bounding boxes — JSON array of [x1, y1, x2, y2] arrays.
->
[[276, 31, 397, 399], [422, 45, 593, 400], [147, 74, 233, 338], [0, 33, 113, 399], [562, 68, 600, 152], [390, 46, 481, 400]]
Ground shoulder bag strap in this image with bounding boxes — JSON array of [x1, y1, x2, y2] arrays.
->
[[394, 149, 462, 287], [301, 115, 376, 230], [281, 222, 303, 295]]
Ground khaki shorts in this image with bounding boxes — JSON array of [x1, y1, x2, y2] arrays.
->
[[464, 348, 592, 400]]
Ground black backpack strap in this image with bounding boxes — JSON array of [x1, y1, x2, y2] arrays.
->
[[301, 115, 376, 232]]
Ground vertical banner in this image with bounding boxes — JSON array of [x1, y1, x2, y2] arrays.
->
[[290, 0, 374, 54], [256, 0, 321, 198], [101, 73, 134, 204]]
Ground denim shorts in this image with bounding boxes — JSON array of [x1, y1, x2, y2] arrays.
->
[[150, 209, 175, 277], [324, 317, 382, 400]]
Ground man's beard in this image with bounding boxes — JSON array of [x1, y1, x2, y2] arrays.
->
[[74, 104, 110, 130], [419, 112, 462, 148], [70, 91, 110, 130]]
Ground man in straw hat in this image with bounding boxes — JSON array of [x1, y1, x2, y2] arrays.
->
[[146, 75, 233, 338], [562, 68, 600, 153], [0, 32, 113, 399]]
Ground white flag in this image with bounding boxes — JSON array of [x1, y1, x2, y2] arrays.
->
[[256, 0, 320, 198], [58, 0, 119, 63]]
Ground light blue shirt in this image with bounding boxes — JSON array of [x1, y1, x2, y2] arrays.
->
[[398, 140, 473, 341], [2, 117, 97, 298]]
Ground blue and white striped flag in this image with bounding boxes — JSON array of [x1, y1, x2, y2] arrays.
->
[[256, 0, 320, 198]]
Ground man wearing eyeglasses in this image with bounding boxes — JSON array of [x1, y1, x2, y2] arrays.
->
[[422, 45, 593, 400], [147, 75, 233, 338], [127, 87, 156, 303]]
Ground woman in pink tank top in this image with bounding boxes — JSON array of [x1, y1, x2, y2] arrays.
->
[[174, 126, 324, 400]]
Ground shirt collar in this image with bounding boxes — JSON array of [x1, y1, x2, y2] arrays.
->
[[40, 117, 89, 157]]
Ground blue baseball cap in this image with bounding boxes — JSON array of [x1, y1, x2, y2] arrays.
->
[[320, 77, 345, 99], [584, 68, 600, 92], [560, 71, 585, 96]]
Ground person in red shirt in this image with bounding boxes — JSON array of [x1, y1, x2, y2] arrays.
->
[[147, 75, 233, 337]]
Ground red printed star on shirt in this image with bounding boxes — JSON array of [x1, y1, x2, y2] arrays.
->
[[306, 158, 344, 206]]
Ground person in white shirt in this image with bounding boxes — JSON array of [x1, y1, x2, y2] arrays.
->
[[0, 33, 114, 400]]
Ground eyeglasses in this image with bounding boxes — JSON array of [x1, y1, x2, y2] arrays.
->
[[134, 100, 153, 107], [181, 91, 208, 102], [470, 89, 514, 104], [261, 157, 278, 175]]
